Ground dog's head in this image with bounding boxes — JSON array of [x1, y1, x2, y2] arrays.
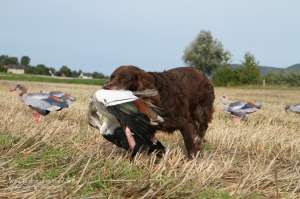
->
[[103, 65, 154, 91]]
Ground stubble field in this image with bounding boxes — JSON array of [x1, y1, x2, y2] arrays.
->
[[0, 80, 299, 199]]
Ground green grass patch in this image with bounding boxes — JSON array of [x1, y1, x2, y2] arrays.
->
[[42, 167, 63, 179], [15, 155, 38, 169], [41, 147, 67, 163], [118, 163, 144, 180], [12, 146, 70, 173], [80, 184, 95, 196], [39, 147, 68, 179], [203, 142, 213, 152], [0, 133, 19, 151], [197, 189, 232, 199], [0, 73, 107, 85]]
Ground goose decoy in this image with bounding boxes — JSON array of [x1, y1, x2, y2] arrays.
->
[[221, 96, 262, 121], [10, 84, 75, 122], [88, 89, 165, 158], [285, 104, 300, 114]]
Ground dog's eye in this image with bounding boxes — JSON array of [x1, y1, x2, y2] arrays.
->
[[111, 75, 115, 80], [122, 74, 134, 81]]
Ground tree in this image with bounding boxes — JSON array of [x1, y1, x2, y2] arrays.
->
[[212, 66, 240, 86], [21, 56, 31, 66], [92, 72, 105, 79], [0, 65, 7, 72], [24, 65, 35, 74], [59, 65, 72, 77], [71, 69, 81, 77], [35, 64, 50, 75], [183, 30, 231, 76], [5, 57, 18, 65], [238, 52, 261, 84], [0, 55, 18, 65]]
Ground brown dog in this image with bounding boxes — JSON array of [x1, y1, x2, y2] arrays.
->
[[103, 65, 215, 158]]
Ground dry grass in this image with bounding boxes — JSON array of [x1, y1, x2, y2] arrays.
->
[[0, 80, 300, 199]]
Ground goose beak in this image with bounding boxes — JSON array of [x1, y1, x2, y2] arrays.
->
[[9, 86, 16, 92]]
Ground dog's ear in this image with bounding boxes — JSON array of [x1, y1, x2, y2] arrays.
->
[[136, 72, 155, 91]]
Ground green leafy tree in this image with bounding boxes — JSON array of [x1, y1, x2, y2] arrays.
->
[[0, 55, 9, 65], [238, 52, 261, 84], [212, 66, 240, 86], [92, 72, 105, 79], [71, 70, 82, 77], [24, 65, 35, 74], [183, 30, 231, 76], [20, 56, 31, 66], [59, 65, 72, 77], [0, 55, 18, 65], [5, 57, 18, 65], [35, 64, 50, 75]]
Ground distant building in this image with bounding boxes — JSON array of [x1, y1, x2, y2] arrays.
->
[[5, 64, 25, 74], [79, 72, 93, 79]]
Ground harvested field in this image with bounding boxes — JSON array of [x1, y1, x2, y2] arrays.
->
[[0, 80, 299, 198]]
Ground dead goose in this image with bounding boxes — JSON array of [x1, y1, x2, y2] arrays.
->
[[88, 89, 165, 158], [10, 84, 75, 122]]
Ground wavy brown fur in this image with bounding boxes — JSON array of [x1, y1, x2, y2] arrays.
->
[[103, 65, 215, 158]]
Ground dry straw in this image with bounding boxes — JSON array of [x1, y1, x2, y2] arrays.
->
[[0, 81, 299, 198]]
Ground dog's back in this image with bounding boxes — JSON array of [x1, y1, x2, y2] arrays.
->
[[104, 65, 215, 158]]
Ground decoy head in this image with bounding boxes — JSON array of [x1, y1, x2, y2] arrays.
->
[[9, 84, 27, 95], [284, 105, 290, 112], [220, 95, 230, 105]]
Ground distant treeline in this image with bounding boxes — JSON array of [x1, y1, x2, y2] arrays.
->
[[263, 72, 300, 87], [0, 55, 107, 79], [184, 30, 300, 87], [212, 66, 300, 87]]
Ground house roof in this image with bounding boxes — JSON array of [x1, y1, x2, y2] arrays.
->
[[6, 64, 25, 70]]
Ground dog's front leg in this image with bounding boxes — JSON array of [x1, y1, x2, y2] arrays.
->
[[180, 123, 202, 159]]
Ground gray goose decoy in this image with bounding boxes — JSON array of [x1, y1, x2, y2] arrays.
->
[[221, 96, 262, 120], [10, 84, 75, 122], [285, 104, 300, 114], [88, 89, 165, 158]]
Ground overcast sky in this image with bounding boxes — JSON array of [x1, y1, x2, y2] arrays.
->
[[1, 0, 299, 74]]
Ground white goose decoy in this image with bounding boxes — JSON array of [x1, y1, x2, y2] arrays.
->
[[221, 96, 262, 120], [285, 104, 300, 114], [10, 84, 75, 122], [88, 89, 165, 158]]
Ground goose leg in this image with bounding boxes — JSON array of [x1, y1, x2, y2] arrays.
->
[[33, 111, 41, 123], [232, 116, 241, 123], [124, 126, 136, 150]]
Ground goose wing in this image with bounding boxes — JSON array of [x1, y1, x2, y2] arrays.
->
[[48, 91, 65, 97], [228, 101, 246, 110], [106, 103, 166, 156], [48, 91, 76, 105], [106, 102, 155, 146], [22, 94, 66, 112]]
